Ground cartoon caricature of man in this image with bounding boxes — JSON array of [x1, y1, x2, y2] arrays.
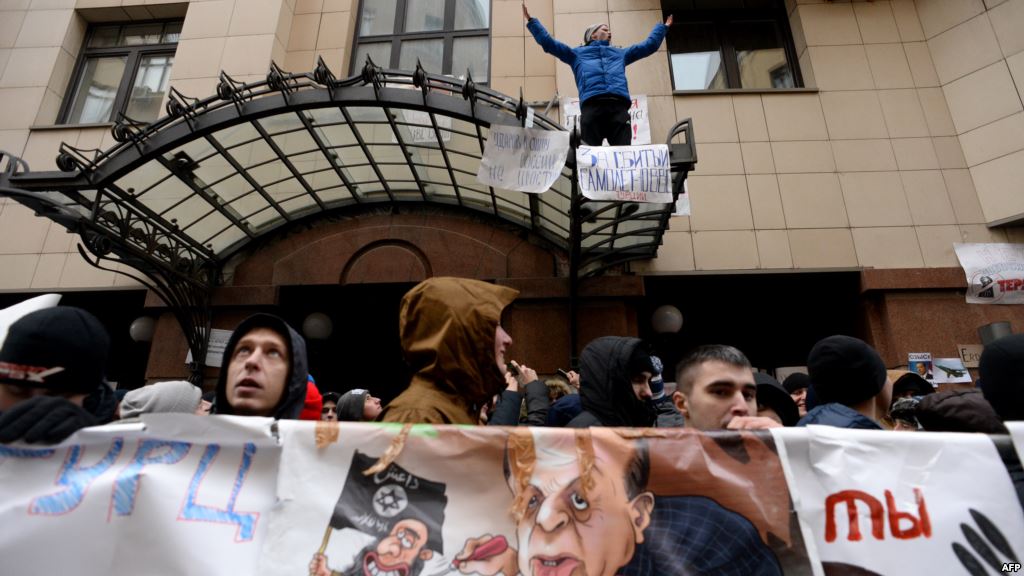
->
[[311, 452, 447, 576], [455, 429, 781, 576]]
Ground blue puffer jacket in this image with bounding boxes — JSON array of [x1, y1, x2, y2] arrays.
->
[[526, 18, 667, 103], [797, 403, 883, 430]]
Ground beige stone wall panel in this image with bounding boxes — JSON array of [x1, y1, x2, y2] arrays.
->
[[914, 0, 984, 39], [820, 90, 888, 139], [771, 140, 836, 173], [693, 230, 759, 270], [989, 0, 1024, 58], [865, 42, 914, 88], [891, 0, 925, 42], [756, 229, 793, 268], [942, 168, 986, 223], [942, 60, 1022, 134], [891, 137, 940, 170], [788, 228, 858, 269], [840, 171, 913, 227], [903, 41, 940, 87], [687, 174, 753, 231], [732, 94, 768, 141], [915, 225, 962, 267], [673, 95, 737, 143], [778, 172, 849, 228], [853, 0, 900, 44], [969, 148, 1024, 222], [740, 141, 775, 174], [927, 12, 1001, 85], [808, 44, 875, 90], [877, 88, 930, 138], [900, 170, 957, 225], [852, 226, 924, 268], [831, 138, 898, 172], [762, 92, 828, 141], [798, 3, 861, 46], [958, 111, 1024, 167], [747, 174, 786, 229]]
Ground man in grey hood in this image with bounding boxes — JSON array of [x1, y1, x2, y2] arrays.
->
[[213, 313, 309, 419]]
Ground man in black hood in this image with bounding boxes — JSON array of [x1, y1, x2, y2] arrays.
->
[[567, 336, 656, 427], [213, 313, 308, 419]]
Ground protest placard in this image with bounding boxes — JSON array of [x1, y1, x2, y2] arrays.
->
[[932, 358, 972, 384], [577, 144, 673, 203], [957, 344, 983, 368], [775, 426, 1024, 576], [908, 352, 934, 382], [185, 328, 233, 367], [954, 243, 1024, 304], [4, 419, 1024, 575], [561, 95, 651, 145], [476, 124, 569, 193]]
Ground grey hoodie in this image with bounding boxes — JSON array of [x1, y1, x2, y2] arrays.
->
[[120, 380, 201, 421], [213, 314, 309, 420]]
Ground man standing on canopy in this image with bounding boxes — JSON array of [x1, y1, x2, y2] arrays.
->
[[523, 2, 672, 146]]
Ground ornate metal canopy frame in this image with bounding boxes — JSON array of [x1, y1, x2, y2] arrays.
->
[[0, 57, 697, 378]]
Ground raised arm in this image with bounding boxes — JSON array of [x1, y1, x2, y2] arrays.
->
[[622, 16, 671, 65], [524, 3, 576, 65]]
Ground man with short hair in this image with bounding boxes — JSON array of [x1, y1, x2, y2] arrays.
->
[[213, 313, 309, 419], [797, 335, 892, 430], [672, 345, 780, 431], [321, 391, 339, 422], [0, 307, 110, 443]]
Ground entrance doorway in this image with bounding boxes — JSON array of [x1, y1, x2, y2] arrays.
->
[[279, 283, 415, 403]]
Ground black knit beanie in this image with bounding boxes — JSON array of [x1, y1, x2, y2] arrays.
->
[[807, 335, 887, 407], [978, 333, 1024, 422]]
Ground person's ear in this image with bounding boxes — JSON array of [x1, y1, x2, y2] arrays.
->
[[629, 492, 655, 543], [673, 390, 689, 419], [419, 550, 433, 561]]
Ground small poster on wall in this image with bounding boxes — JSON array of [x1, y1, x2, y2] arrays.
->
[[907, 352, 934, 382]]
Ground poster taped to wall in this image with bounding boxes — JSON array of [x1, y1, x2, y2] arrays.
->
[[561, 95, 651, 145], [954, 243, 1024, 304]]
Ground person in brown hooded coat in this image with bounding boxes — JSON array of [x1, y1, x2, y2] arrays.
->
[[380, 277, 519, 424]]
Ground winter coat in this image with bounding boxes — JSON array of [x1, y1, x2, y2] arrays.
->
[[797, 403, 882, 430], [567, 336, 656, 428], [380, 277, 519, 425], [915, 389, 1007, 433], [547, 393, 582, 427], [653, 395, 685, 427], [488, 379, 550, 426], [213, 313, 309, 420], [526, 18, 667, 104]]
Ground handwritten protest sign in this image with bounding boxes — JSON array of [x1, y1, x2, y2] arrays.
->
[[393, 109, 452, 144], [3, 419, 1024, 575], [577, 144, 673, 203], [775, 426, 1024, 576], [954, 243, 1024, 304], [561, 95, 651, 145], [476, 124, 569, 193]]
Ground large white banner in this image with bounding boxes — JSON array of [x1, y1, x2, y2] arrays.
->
[[954, 243, 1024, 304], [0, 415, 280, 575], [561, 96, 651, 145], [3, 419, 1024, 575], [476, 124, 569, 193], [774, 426, 1024, 576], [577, 144, 673, 203]]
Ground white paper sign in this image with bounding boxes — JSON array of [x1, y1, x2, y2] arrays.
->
[[957, 344, 983, 368], [476, 124, 569, 193], [0, 415, 280, 576], [954, 243, 1024, 304], [932, 358, 972, 384], [185, 328, 234, 367], [774, 426, 1024, 576], [561, 95, 651, 145], [577, 144, 673, 203], [397, 109, 452, 144]]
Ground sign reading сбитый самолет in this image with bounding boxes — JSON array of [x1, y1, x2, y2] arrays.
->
[[577, 144, 673, 204]]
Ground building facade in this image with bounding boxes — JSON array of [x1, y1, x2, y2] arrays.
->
[[1, 0, 1023, 392]]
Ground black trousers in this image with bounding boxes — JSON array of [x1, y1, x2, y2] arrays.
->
[[580, 96, 632, 146]]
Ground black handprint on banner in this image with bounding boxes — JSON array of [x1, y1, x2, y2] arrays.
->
[[952, 509, 1019, 575]]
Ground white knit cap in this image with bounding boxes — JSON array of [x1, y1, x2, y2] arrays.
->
[[120, 380, 201, 420]]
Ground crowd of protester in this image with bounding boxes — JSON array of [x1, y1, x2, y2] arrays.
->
[[0, 276, 1021, 444]]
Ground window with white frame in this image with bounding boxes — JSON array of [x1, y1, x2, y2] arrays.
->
[[350, 0, 490, 81], [60, 20, 181, 125]]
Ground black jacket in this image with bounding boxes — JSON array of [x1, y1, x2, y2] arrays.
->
[[915, 389, 1007, 433], [213, 314, 309, 420], [567, 336, 655, 427], [487, 379, 550, 426]]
